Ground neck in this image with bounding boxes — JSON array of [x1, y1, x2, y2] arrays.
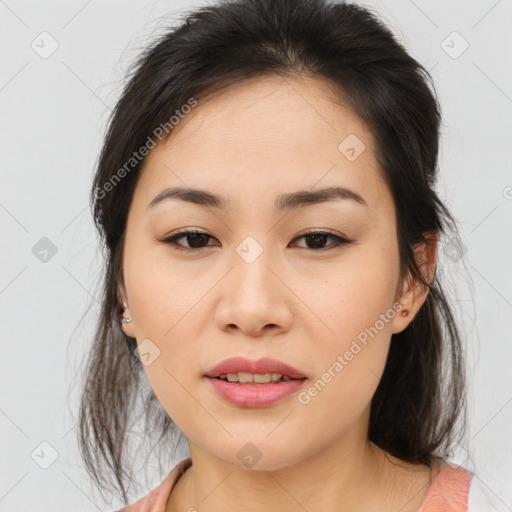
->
[[167, 424, 431, 512]]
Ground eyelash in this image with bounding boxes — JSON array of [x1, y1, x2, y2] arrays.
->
[[157, 229, 353, 252]]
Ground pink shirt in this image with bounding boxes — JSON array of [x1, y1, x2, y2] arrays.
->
[[115, 457, 499, 512]]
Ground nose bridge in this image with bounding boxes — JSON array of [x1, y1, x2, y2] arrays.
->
[[233, 233, 274, 293]]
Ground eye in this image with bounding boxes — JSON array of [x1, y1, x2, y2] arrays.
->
[[158, 230, 218, 250], [290, 231, 353, 250], [157, 229, 353, 252]]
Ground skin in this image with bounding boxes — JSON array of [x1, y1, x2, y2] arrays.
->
[[118, 75, 438, 512]]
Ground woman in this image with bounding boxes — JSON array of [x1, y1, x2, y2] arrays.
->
[[78, 0, 502, 510]]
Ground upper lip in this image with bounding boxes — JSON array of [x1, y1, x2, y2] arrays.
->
[[205, 357, 307, 379]]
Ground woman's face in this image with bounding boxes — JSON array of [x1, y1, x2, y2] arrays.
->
[[119, 75, 419, 469]]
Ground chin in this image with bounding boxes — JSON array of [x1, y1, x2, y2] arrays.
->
[[207, 440, 309, 472]]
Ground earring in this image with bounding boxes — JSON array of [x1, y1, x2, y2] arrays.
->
[[401, 309, 409, 317], [121, 316, 132, 323]]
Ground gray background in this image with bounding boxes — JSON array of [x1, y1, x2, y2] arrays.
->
[[1, 0, 511, 510]]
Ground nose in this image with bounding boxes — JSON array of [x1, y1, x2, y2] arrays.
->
[[214, 241, 293, 337]]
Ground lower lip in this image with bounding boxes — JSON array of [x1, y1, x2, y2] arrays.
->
[[205, 377, 307, 408]]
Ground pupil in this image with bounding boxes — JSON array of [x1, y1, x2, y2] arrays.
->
[[307, 234, 327, 249], [188, 234, 208, 248]]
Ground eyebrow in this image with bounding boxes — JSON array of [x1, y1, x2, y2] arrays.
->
[[147, 185, 368, 212]]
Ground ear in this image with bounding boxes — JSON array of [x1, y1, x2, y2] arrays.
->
[[392, 231, 438, 335], [118, 280, 136, 338]]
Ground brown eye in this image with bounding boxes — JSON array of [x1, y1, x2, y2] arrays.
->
[[291, 231, 353, 251], [160, 230, 218, 250], [157, 229, 352, 252]]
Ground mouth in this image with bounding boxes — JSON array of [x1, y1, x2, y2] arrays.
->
[[205, 372, 308, 408], [211, 372, 307, 384], [204, 356, 308, 381]]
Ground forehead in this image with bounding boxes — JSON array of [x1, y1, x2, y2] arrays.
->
[[161, 75, 371, 153], [136, 75, 391, 214]]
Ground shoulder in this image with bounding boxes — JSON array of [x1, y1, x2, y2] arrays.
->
[[418, 460, 472, 512], [419, 460, 510, 512], [114, 457, 192, 512]]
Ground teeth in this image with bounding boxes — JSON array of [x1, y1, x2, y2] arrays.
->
[[219, 372, 292, 383]]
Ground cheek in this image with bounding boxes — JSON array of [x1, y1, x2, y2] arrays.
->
[[297, 298, 394, 435], [306, 325, 392, 406], [292, 338, 389, 448], [307, 242, 400, 340], [122, 247, 209, 415], [298, 244, 399, 415], [124, 244, 211, 336]]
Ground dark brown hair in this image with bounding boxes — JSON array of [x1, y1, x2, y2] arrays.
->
[[78, 0, 467, 504]]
